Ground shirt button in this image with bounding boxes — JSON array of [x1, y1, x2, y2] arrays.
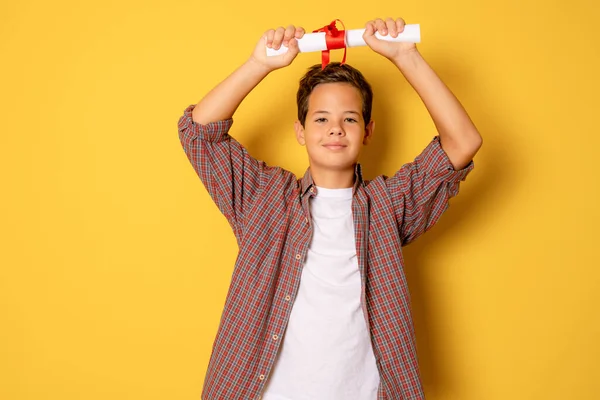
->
[[310, 187, 314, 193], [295, 254, 301, 260], [259, 374, 265, 381], [272, 334, 279, 340], [285, 295, 291, 301]]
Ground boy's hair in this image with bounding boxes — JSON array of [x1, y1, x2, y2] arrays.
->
[[297, 62, 373, 127]]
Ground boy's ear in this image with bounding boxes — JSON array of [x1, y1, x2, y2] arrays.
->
[[294, 120, 306, 145], [363, 120, 375, 145]]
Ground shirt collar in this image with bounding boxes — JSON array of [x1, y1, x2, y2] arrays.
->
[[299, 163, 364, 198]]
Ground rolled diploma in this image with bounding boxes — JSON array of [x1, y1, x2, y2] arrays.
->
[[266, 24, 420, 56]]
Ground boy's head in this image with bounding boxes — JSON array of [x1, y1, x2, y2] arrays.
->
[[294, 62, 375, 174], [297, 62, 373, 126]]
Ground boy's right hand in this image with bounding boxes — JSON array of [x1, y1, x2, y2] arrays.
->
[[249, 25, 305, 72]]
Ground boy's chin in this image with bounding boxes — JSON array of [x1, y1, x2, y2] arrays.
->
[[310, 160, 358, 171]]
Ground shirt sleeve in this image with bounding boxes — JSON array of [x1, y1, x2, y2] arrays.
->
[[385, 136, 474, 246], [177, 104, 268, 242]]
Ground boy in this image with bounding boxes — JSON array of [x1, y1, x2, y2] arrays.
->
[[178, 17, 482, 400]]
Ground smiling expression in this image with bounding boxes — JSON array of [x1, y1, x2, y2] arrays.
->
[[295, 82, 374, 173]]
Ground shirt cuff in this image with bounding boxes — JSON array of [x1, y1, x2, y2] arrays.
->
[[178, 104, 234, 142], [420, 136, 475, 183]]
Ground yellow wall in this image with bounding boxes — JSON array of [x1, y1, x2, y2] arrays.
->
[[1, 0, 598, 398]]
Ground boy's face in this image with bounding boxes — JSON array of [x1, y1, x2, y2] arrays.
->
[[294, 82, 374, 174]]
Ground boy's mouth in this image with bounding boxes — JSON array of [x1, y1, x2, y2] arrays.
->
[[323, 142, 347, 150]]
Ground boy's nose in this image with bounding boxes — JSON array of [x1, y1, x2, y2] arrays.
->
[[329, 126, 345, 136]]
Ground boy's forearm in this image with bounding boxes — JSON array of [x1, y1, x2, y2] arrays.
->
[[392, 50, 482, 169], [192, 59, 271, 125]]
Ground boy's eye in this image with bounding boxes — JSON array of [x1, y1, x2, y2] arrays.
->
[[315, 117, 357, 123]]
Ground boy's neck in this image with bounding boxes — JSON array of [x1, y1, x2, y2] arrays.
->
[[309, 165, 355, 189]]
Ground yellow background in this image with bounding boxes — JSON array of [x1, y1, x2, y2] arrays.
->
[[1, 0, 599, 398]]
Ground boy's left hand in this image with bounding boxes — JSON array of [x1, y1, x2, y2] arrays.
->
[[363, 18, 417, 61]]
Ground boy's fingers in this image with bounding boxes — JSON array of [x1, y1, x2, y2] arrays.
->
[[273, 27, 285, 49], [386, 17, 397, 37], [396, 18, 406, 33], [265, 29, 275, 48], [375, 18, 387, 34], [295, 26, 305, 39], [363, 21, 380, 49], [288, 37, 299, 52], [283, 25, 295, 45]]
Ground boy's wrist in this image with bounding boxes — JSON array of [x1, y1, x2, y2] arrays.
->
[[246, 57, 275, 78], [391, 48, 422, 72]]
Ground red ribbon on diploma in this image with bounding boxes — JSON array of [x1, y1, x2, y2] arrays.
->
[[313, 19, 347, 69]]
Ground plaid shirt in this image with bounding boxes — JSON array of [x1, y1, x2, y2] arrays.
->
[[178, 104, 474, 400]]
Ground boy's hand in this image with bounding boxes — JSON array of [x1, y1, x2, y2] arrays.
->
[[363, 18, 417, 61], [249, 25, 305, 72]]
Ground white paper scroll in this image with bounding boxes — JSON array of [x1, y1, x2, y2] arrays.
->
[[266, 24, 420, 57]]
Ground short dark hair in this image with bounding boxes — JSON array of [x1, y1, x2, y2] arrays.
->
[[296, 62, 373, 126]]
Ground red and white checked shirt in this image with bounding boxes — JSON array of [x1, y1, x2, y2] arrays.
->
[[178, 104, 474, 400]]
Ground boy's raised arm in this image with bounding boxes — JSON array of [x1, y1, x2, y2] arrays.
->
[[363, 17, 482, 169], [363, 17, 482, 245], [192, 25, 306, 125], [179, 26, 305, 241]]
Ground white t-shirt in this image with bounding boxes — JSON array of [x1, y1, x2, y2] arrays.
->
[[262, 186, 380, 400]]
